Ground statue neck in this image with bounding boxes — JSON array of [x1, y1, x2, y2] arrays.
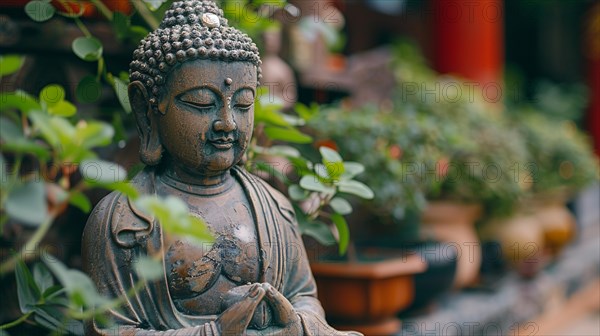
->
[[163, 164, 234, 190]]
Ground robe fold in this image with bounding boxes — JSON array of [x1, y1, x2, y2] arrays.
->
[[82, 167, 353, 336]]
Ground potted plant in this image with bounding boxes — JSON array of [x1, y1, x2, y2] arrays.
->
[[494, 110, 599, 276], [392, 43, 531, 288], [244, 98, 429, 334], [309, 101, 466, 326]]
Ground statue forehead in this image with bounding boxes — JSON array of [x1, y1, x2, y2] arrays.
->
[[166, 59, 257, 90]]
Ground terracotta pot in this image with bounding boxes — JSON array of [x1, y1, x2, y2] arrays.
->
[[311, 252, 426, 335], [480, 193, 576, 278], [496, 213, 546, 278], [420, 201, 483, 288], [533, 200, 576, 256]]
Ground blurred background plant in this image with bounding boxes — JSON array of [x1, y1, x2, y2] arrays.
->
[[391, 42, 530, 218], [310, 42, 531, 226], [511, 111, 598, 197]]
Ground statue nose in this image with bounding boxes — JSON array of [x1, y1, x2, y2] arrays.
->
[[213, 109, 237, 132]]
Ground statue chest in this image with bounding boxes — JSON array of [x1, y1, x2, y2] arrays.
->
[[160, 178, 262, 315]]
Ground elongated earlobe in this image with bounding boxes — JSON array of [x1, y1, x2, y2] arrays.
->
[[129, 81, 163, 166]]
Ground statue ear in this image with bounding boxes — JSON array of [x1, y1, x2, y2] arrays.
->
[[129, 81, 163, 166]]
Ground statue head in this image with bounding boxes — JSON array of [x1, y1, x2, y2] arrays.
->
[[128, 0, 261, 178]]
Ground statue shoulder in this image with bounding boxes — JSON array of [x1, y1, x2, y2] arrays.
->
[[83, 169, 155, 248]]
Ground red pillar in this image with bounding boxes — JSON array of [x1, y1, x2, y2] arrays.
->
[[585, 3, 600, 156], [433, 0, 504, 88]]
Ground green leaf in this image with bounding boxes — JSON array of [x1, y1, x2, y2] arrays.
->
[[113, 78, 131, 113], [331, 213, 349, 255], [286, 156, 313, 176], [294, 102, 319, 121], [320, 147, 344, 179], [32, 263, 54, 293], [299, 175, 335, 194], [47, 100, 76, 117], [28, 111, 58, 146], [0, 90, 41, 114], [338, 180, 374, 200], [314, 164, 331, 180], [71, 37, 103, 62], [111, 11, 130, 40], [263, 126, 312, 144], [0, 55, 24, 77], [44, 259, 108, 308], [80, 159, 127, 184], [143, 0, 167, 11], [48, 116, 75, 146], [341, 162, 365, 179], [297, 218, 336, 246], [288, 184, 308, 201], [42, 285, 64, 300], [39, 84, 65, 107], [319, 146, 342, 163], [5, 181, 48, 226], [15, 259, 40, 313], [265, 145, 301, 158], [254, 104, 288, 127], [76, 75, 102, 103], [25, 0, 55, 22], [102, 181, 139, 199], [134, 256, 163, 281], [0, 154, 6, 188], [325, 162, 344, 180], [330, 197, 352, 215], [0, 138, 50, 159], [75, 121, 114, 149], [134, 195, 214, 246], [282, 114, 305, 126], [33, 306, 63, 332], [69, 191, 92, 213], [0, 116, 24, 141]]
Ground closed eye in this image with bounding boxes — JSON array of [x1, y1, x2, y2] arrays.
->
[[234, 103, 253, 111], [178, 89, 217, 110], [182, 101, 216, 110]]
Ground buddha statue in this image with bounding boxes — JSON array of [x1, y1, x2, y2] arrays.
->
[[82, 1, 359, 335]]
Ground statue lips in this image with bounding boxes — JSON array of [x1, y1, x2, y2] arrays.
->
[[210, 136, 235, 150]]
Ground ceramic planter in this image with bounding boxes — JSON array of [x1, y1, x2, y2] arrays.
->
[[533, 200, 576, 256], [420, 201, 483, 288], [495, 213, 546, 278], [311, 252, 426, 335], [407, 242, 458, 311], [488, 194, 577, 278]]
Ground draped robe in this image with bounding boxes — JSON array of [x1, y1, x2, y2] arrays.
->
[[82, 166, 351, 335]]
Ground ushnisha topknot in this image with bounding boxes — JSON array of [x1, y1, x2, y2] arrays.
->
[[129, 0, 262, 112]]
